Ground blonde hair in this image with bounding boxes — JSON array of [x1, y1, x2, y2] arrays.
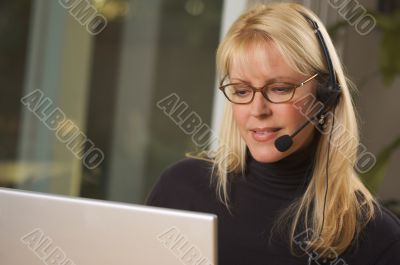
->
[[209, 2, 377, 258]]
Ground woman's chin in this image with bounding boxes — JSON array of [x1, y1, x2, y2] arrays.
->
[[248, 146, 285, 163]]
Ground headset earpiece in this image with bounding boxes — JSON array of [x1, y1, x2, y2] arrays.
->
[[316, 80, 341, 113]]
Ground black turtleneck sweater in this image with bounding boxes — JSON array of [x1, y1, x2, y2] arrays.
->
[[146, 140, 400, 265]]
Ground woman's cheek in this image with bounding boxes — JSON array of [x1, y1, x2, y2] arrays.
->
[[279, 104, 316, 147], [278, 104, 307, 125], [232, 106, 248, 129]]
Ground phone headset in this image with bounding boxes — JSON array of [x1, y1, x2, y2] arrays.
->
[[273, 13, 342, 264]]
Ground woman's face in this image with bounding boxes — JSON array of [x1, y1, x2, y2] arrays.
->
[[229, 42, 317, 163]]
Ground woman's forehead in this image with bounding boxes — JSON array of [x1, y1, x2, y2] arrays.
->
[[228, 41, 300, 81]]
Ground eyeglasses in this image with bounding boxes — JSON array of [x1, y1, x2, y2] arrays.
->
[[219, 73, 318, 104]]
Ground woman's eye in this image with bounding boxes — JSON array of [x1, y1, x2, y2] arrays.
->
[[232, 86, 252, 97], [270, 86, 293, 94]]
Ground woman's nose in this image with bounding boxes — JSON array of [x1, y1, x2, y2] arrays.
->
[[250, 92, 272, 117]]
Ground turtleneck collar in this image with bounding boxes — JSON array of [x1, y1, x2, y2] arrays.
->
[[245, 135, 319, 193]]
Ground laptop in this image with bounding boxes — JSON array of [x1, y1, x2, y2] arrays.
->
[[0, 187, 217, 265]]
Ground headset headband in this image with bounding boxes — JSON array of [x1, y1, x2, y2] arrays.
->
[[301, 13, 341, 109]]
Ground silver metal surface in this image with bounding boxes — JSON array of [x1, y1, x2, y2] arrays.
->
[[0, 187, 217, 265]]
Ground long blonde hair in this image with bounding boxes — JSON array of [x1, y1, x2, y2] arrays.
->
[[210, 2, 377, 258]]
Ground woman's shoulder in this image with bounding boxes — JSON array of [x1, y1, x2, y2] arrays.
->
[[145, 157, 215, 208], [364, 206, 400, 263], [345, 205, 400, 264], [354, 192, 400, 239], [364, 205, 400, 243], [371, 205, 400, 232], [158, 157, 214, 185]]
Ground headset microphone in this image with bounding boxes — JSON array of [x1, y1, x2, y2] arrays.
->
[[274, 118, 314, 152]]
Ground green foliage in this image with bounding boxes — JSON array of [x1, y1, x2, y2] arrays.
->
[[360, 136, 400, 194], [328, 9, 400, 87], [372, 9, 400, 86]]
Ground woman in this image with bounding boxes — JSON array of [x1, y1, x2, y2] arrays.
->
[[146, 3, 400, 265]]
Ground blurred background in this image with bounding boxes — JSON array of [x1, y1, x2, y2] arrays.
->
[[0, 0, 398, 213]]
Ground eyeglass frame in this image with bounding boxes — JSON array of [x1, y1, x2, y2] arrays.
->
[[218, 73, 319, 104]]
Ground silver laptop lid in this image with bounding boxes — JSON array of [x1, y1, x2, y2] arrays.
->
[[0, 187, 217, 265]]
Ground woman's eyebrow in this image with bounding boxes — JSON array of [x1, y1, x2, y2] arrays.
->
[[229, 76, 299, 84]]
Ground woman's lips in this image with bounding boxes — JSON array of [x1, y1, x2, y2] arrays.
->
[[250, 128, 282, 142]]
